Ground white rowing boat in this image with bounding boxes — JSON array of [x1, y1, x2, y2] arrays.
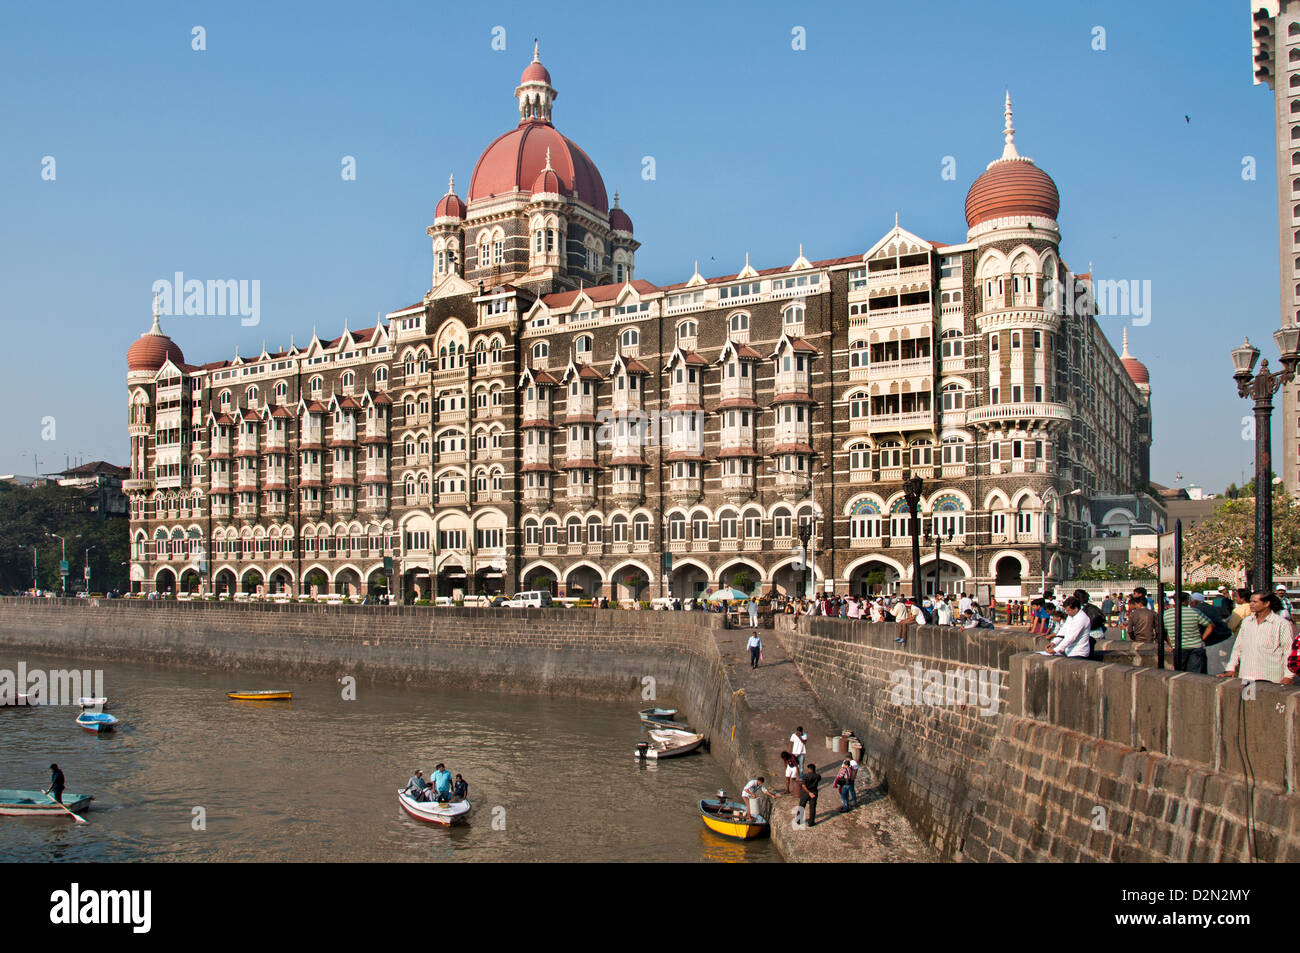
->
[[396, 789, 472, 826], [636, 728, 706, 760]]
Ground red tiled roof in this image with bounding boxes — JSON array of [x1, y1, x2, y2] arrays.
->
[[609, 454, 647, 466], [362, 475, 390, 484], [531, 371, 560, 386], [360, 435, 388, 445], [716, 397, 762, 410], [562, 459, 601, 470], [665, 452, 711, 463], [623, 358, 653, 375], [520, 463, 557, 473], [520, 418, 556, 429], [717, 447, 761, 458], [668, 402, 705, 413], [541, 279, 659, 309], [369, 391, 393, 405], [329, 475, 356, 485], [563, 414, 599, 425], [770, 392, 816, 405], [787, 337, 819, 353], [771, 443, 814, 455]]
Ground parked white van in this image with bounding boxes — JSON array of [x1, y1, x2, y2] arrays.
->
[[504, 590, 553, 609]]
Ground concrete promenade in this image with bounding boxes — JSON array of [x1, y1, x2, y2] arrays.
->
[[713, 620, 939, 862]]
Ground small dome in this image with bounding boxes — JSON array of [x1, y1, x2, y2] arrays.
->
[[435, 174, 467, 220], [609, 198, 633, 234], [1120, 329, 1149, 386], [521, 61, 551, 85], [128, 314, 184, 372], [531, 164, 564, 197]]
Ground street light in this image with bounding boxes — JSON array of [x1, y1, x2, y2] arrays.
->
[[903, 475, 924, 603], [926, 526, 955, 598], [46, 533, 79, 596], [83, 546, 94, 595], [797, 519, 813, 600], [1232, 331, 1300, 591]]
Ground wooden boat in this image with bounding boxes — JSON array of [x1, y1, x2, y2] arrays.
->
[[0, 790, 93, 817], [396, 789, 472, 826], [78, 696, 108, 709], [75, 711, 119, 734], [226, 690, 292, 701], [638, 707, 678, 720], [700, 798, 770, 840], [636, 728, 705, 760], [639, 713, 691, 731]]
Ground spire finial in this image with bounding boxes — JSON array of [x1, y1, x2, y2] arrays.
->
[[447, 173, 455, 195], [149, 292, 163, 334], [894, 211, 899, 228], [745, 251, 750, 267], [533, 39, 539, 62], [613, 189, 620, 207], [1121, 327, 1130, 358], [544, 147, 553, 172], [1001, 90, 1019, 160]]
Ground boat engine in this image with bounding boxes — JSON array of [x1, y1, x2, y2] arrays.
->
[[635, 742, 650, 760]]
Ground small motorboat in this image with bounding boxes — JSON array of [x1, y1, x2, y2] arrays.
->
[[75, 711, 119, 734], [396, 789, 472, 826], [0, 692, 34, 707], [78, 696, 108, 709], [0, 790, 93, 817], [636, 728, 706, 760], [700, 797, 770, 840], [638, 707, 678, 721], [226, 690, 292, 701], [640, 714, 691, 731]]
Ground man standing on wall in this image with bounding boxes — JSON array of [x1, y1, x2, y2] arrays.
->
[[1224, 590, 1293, 684], [790, 726, 807, 772]]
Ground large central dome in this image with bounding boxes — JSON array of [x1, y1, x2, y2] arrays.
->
[[468, 121, 609, 212], [466, 46, 609, 214]]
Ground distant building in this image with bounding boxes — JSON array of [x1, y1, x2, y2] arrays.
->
[[1251, 2, 1300, 495], [51, 461, 130, 519]]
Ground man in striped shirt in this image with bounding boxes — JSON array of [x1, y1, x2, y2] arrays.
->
[[1161, 592, 1213, 674]]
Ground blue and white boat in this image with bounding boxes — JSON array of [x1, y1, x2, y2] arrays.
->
[[75, 711, 119, 734]]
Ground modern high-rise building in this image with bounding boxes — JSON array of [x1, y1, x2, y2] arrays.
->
[[1252, 1, 1300, 494], [124, 52, 1152, 602]]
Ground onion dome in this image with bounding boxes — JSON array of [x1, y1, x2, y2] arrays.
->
[[964, 92, 1060, 229], [1119, 328, 1149, 386], [434, 174, 467, 220], [530, 148, 565, 197], [127, 298, 184, 372], [609, 190, 633, 234]]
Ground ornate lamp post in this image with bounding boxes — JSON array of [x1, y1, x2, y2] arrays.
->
[[798, 519, 813, 599], [904, 475, 924, 603], [1232, 330, 1300, 592]]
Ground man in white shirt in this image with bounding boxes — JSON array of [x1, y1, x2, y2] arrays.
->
[[790, 726, 808, 771], [1045, 597, 1092, 658], [958, 593, 973, 615], [1224, 590, 1293, 683], [935, 595, 953, 627]]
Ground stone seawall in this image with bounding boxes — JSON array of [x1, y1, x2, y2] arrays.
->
[[775, 616, 1300, 861], [0, 599, 790, 858]]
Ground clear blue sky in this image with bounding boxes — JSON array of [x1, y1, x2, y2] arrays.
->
[[0, 0, 1279, 492]]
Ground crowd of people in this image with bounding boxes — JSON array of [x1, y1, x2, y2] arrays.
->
[[734, 725, 861, 829]]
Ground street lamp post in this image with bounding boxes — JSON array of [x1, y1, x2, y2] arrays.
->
[[904, 476, 924, 603], [798, 520, 813, 600], [928, 527, 955, 597], [84, 546, 94, 595], [1232, 331, 1300, 592], [47, 533, 76, 596]]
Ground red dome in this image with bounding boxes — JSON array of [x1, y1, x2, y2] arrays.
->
[[609, 206, 633, 233], [531, 165, 564, 197], [1121, 356, 1149, 385], [468, 121, 608, 213], [964, 158, 1059, 228], [521, 61, 552, 85], [128, 323, 185, 372], [435, 191, 467, 219]]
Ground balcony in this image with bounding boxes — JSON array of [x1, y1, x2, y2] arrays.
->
[[435, 492, 468, 507], [867, 263, 931, 285], [867, 411, 933, 433], [866, 356, 932, 380], [438, 450, 468, 466], [965, 402, 1071, 427]]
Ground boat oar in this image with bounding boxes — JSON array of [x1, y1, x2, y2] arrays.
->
[[42, 789, 87, 824]]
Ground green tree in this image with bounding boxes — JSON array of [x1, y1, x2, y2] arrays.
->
[[0, 483, 129, 594], [1184, 484, 1300, 577]]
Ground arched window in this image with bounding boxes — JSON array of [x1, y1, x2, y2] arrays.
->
[[575, 335, 593, 360], [940, 329, 963, 358], [620, 328, 639, 349], [275, 381, 288, 400], [719, 509, 738, 539], [633, 513, 650, 542], [729, 313, 749, 334], [340, 371, 355, 388], [611, 514, 629, 542], [848, 341, 868, 368], [669, 512, 687, 540], [586, 516, 603, 543], [783, 304, 804, 326], [376, 366, 388, 385], [245, 386, 258, 403], [772, 507, 792, 539], [941, 383, 965, 411], [849, 499, 882, 540], [533, 341, 549, 360], [848, 442, 871, 472], [310, 377, 323, 396], [677, 320, 697, 341]]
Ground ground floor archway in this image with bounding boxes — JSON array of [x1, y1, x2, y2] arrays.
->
[[154, 567, 176, 594], [179, 569, 202, 594], [241, 567, 264, 596], [213, 568, 237, 598], [847, 559, 903, 597], [334, 567, 361, 598], [565, 564, 604, 599], [669, 562, 710, 601]]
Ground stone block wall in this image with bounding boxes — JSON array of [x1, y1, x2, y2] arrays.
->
[[775, 616, 1300, 862]]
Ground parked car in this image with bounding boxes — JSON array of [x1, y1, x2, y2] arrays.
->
[[504, 591, 553, 609]]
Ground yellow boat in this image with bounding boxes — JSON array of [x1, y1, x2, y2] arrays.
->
[[226, 690, 293, 701], [700, 798, 769, 840]]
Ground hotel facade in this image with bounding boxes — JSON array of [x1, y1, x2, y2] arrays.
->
[[125, 52, 1152, 602]]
